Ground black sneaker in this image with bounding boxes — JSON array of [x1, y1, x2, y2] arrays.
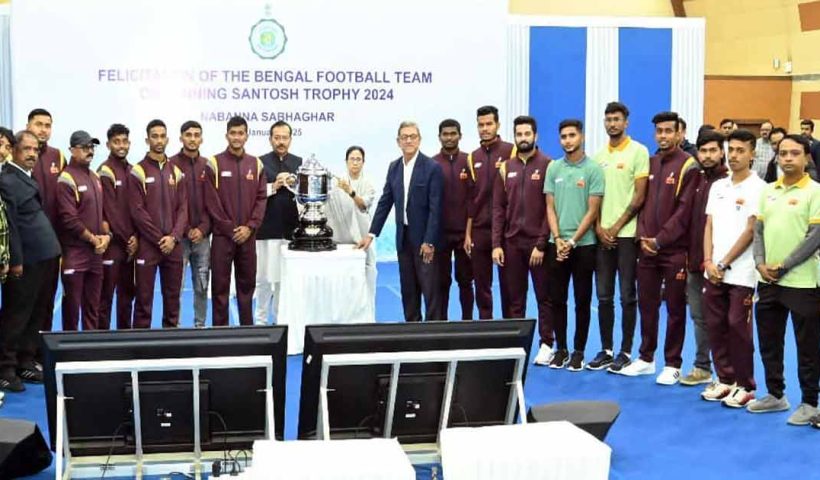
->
[[567, 351, 585, 372], [17, 367, 43, 384], [607, 352, 632, 373], [586, 351, 614, 371], [549, 349, 570, 369], [0, 374, 25, 392]]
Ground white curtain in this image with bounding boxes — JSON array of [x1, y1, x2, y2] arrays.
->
[[671, 19, 706, 136], [584, 26, 619, 156], [0, 5, 11, 128]]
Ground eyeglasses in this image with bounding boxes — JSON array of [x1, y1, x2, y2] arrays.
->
[[399, 134, 419, 142]]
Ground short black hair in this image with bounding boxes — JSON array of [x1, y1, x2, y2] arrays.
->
[[779, 134, 811, 155], [719, 118, 733, 127], [270, 120, 292, 136], [696, 130, 725, 149], [652, 111, 679, 127], [558, 118, 583, 133], [800, 119, 815, 132], [476, 105, 499, 123], [604, 102, 629, 118], [14, 130, 38, 148], [345, 145, 365, 161], [697, 124, 715, 138], [0, 126, 13, 147], [438, 118, 461, 135], [27, 108, 52, 122], [227, 116, 248, 132], [180, 120, 202, 134], [727, 129, 757, 150], [146, 119, 166, 136], [106, 123, 130, 140], [770, 127, 787, 137], [513, 115, 538, 134]]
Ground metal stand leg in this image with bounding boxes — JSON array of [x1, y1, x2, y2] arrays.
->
[[383, 362, 400, 438]]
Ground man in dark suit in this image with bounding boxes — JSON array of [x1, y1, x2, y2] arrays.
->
[[358, 121, 444, 322], [0, 131, 61, 392]]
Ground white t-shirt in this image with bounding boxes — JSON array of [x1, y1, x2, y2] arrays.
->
[[704, 173, 766, 288]]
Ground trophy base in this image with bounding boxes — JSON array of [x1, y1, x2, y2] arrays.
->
[[288, 236, 337, 252]]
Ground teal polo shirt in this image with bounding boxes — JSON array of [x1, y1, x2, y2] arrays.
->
[[544, 155, 605, 246]]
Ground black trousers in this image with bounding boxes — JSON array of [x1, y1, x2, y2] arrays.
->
[[0, 259, 52, 375], [755, 283, 820, 407], [547, 244, 596, 352], [397, 231, 442, 322], [595, 239, 638, 353]]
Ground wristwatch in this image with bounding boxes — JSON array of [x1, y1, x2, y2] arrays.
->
[[716, 262, 730, 272], [350, 190, 356, 199]]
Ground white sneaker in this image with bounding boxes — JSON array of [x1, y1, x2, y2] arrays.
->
[[618, 359, 656, 376], [701, 382, 734, 402], [656, 367, 681, 385], [533, 344, 555, 366]]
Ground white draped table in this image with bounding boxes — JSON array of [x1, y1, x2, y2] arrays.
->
[[278, 244, 373, 354], [239, 438, 416, 480], [440, 421, 611, 480]]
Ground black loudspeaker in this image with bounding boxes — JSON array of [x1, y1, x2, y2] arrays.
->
[[527, 401, 620, 442], [0, 419, 53, 478]]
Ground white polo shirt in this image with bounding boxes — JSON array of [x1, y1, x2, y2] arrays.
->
[[704, 173, 766, 288]]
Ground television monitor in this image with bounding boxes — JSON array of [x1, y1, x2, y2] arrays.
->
[[41, 326, 287, 456], [297, 319, 535, 443]]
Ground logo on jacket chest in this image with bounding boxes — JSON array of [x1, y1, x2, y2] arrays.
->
[[50, 162, 59, 175], [459, 169, 468, 181], [531, 169, 541, 181], [246, 169, 255, 180]]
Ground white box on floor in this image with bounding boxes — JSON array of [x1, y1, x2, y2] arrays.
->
[[440, 421, 611, 480], [243, 438, 415, 480]]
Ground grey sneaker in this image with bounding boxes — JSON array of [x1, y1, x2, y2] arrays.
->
[[787, 403, 819, 426], [747, 394, 791, 414]]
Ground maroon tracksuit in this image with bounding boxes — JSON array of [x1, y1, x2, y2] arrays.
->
[[636, 148, 699, 368], [128, 156, 188, 328], [32, 144, 65, 333], [492, 150, 552, 345], [687, 165, 728, 274], [170, 151, 211, 237], [467, 137, 515, 319], [433, 150, 474, 320], [56, 161, 104, 331], [98, 156, 136, 329], [204, 150, 267, 326], [703, 282, 756, 389]]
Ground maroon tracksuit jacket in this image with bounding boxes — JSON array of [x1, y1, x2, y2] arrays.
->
[[170, 151, 212, 236], [467, 137, 516, 319], [433, 150, 474, 320], [56, 161, 104, 331], [492, 150, 552, 345], [32, 143, 65, 333], [636, 147, 699, 368], [687, 164, 728, 273], [128, 155, 188, 328], [205, 150, 267, 326], [98, 155, 136, 329]]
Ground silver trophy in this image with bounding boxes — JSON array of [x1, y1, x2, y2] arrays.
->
[[285, 154, 336, 251]]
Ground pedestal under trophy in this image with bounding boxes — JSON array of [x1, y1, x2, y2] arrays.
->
[[286, 155, 336, 252]]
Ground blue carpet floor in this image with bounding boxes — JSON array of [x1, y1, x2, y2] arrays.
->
[[1, 261, 818, 480]]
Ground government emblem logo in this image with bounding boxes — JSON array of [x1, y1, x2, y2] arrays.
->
[[249, 7, 287, 60]]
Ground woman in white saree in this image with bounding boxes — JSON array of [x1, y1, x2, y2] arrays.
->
[[325, 146, 377, 319]]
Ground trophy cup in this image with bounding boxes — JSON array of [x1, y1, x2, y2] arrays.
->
[[286, 155, 336, 252]]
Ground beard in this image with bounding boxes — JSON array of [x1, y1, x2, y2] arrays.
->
[[562, 144, 579, 155], [516, 141, 534, 153]]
